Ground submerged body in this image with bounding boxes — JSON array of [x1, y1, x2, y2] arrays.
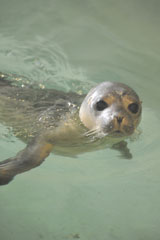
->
[[0, 73, 142, 185], [0, 76, 83, 141]]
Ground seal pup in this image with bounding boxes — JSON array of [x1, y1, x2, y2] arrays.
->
[[0, 74, 142, 185]]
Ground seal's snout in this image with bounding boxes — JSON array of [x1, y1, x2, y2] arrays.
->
[[79, 81, 142, 138], [113, 114, 134, 136], [114, 114, 127, 129], [116, 116, 124, 124], [102, 113, 134, 137]]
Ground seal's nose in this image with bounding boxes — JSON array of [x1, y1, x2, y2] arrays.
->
[[116, 116, 124, 124]]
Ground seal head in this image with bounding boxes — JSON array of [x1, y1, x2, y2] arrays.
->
[[79, 82, 142, 137]]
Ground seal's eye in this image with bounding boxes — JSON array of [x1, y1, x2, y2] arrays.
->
[[128, 103, 139, 114], [96, 100, 108, 111]]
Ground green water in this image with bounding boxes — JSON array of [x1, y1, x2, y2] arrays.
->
[[0, 0, 160, 239]]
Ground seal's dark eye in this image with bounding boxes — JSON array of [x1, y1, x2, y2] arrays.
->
[[128, 103, 139, 114], [96, 100, 108, 111]]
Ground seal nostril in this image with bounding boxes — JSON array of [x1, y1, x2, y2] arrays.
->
[[116, 116, 123, 124]]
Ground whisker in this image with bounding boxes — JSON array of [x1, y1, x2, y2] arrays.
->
[[83, 128, 100, 137]]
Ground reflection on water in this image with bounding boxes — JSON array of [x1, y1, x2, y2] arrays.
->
[[0, 0, 160, 239], [0, 35, 92, 93]]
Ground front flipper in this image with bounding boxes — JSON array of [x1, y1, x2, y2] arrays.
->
[[0, 136, 53, 185], [112, 141, 132, 159]]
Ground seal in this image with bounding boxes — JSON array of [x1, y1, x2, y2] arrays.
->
[[0, 73, 142, 185]]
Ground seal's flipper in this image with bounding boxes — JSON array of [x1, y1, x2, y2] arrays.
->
[[0, 136, 53, 185], [112, 141, 132, 159]]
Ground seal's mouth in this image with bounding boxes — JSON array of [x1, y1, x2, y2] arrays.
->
[[102, 121, 135, 137], [102, 126, 124, 137], [114, 130, 121, 133], [110, 130, 125, 137], [110, 126, 134, 137]]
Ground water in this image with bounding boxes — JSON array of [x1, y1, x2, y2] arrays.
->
[[0, 0, 160, 239]]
